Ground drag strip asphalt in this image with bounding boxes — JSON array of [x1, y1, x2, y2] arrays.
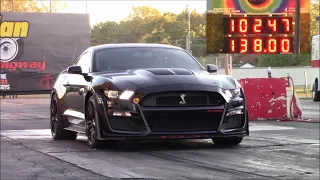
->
[[1, 98, 319, 180]]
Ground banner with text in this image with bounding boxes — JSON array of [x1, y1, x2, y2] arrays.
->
[[0, 12, 90, 94], [207, 0, 310, 14]]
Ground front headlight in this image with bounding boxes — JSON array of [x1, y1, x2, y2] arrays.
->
[[224, 89, 241, 99], [104, 90, 119, 99], [104, 90, 134, 100], [119, 90, 134, 100]]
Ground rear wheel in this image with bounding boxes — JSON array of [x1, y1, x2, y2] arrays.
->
[[312, 84, 320, 102], [50, 94, 77, 140], [212, 137, 243, 146]]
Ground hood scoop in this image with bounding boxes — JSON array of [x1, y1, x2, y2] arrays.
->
[[146, 68, 194, 75]]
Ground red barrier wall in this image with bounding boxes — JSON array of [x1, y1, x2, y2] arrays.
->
[[239, 78, 294, 120]]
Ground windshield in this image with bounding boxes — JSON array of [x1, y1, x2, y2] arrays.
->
[[93, 47, 203, 72]]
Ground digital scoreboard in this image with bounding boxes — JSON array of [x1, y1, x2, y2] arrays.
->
[[223, 16, 293, 34], [206, 0, 310, 54], [221, 14, 294, 54]]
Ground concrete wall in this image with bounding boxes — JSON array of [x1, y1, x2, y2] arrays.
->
[[217, 66, 320, 87]]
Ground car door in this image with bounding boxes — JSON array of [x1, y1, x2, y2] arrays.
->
[[64, 52, 92, 127]]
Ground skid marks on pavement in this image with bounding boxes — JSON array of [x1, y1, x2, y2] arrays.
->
[[0, 122, 296, 139], [1, 123, 319, 180]]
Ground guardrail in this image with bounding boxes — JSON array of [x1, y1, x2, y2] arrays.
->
[[0, 90, 51, 98]]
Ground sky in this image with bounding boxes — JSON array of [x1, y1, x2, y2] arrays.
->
[[60, 0, 207, 26], [58, 0, 318, 27]]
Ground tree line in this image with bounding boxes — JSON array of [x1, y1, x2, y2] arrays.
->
[[0, 0, 66, 13], [91, 6, 207, 58], [1, 0, 319, 67], [91, 4, 319, 67]]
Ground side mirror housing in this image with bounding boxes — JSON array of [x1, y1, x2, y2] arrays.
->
[[206, 64, 218, 73], [67, 65, 82, 74]]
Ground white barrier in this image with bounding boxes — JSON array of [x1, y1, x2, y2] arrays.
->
[[217, 66, 320, 87]]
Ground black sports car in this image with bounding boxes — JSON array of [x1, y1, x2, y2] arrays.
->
[[50, 43, 249, 149]]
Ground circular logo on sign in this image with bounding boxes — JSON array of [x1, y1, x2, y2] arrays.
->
[[0, 38, 20, 62], [247, 0, 267, 6], [40, 74, 55, 90]]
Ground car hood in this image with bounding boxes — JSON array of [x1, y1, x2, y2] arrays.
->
[[92, 68, 240, 91]]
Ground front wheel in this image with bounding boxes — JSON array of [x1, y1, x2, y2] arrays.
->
[[212, 137, 243, 146], [86, 96, 105, 149]]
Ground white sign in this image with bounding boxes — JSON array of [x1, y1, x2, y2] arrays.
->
[[0, 73, 10, 90]]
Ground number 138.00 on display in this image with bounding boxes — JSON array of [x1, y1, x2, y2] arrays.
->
[[223, 37, 293, 54]]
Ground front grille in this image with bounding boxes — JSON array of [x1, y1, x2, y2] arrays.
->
[[156, 95, 207, 106], [108, 116, 146, 132], [143, 109, 223, 132], [225, 115, 245, 129], [141, 91, 225, 107]]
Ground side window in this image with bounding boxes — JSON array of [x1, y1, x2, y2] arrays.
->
[[75, 52, 91, 73]]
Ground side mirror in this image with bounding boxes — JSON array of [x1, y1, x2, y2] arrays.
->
[[206, 64, 218, 73], [67, 65, 82, 74]]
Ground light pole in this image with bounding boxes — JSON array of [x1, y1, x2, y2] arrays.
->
[[317, 16, 320, 34], [186, 5, 191, 53], [85, 0, 88, 14]]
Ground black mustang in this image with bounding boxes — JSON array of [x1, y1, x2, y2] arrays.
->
[[50, 43, 249, 149]]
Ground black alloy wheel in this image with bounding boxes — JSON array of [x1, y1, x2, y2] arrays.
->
[[86, 96, 104, 149], [50, 95, 77, 140], [50, 98, 58, 138]]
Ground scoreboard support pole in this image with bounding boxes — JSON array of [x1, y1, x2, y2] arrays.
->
[[317, 16, 320, 34], [229, 55, 232, 75], [294, 0, 301, 54], [225, 54, 232, 76], [225, 55, 229, 75]]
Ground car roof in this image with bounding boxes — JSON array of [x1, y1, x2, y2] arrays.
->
[[91, 43, 184, 51]]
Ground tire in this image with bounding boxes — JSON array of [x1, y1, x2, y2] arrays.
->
[[86, 96, 105, 149], [312, 84, 320, 102], [212, 137, 243, 146], [50, 94, 77, 140]]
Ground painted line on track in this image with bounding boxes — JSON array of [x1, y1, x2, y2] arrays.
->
[[0, 123, 296, 139]]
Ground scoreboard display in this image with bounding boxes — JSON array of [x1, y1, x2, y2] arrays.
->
[[221, 14, 294, 54], [206, 0, 310, 54], [223, 16, 293, 34], [223, 36, 293, 54]]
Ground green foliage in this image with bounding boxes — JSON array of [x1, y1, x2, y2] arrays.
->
[[1, 0, 319, 68], [258, 54, 311, 67], [310, 2, 320, 36], [90, 6, 210, 58], [205, 13, 223, 54], [91, 21, 120, 45], [91, 3, 319, 67], [299, 13, 311, 54], [0, 0, 66, 13]]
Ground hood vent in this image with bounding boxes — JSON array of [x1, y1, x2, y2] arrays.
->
[[172, 69, 194, 75], [146, 69, 193, 75]]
